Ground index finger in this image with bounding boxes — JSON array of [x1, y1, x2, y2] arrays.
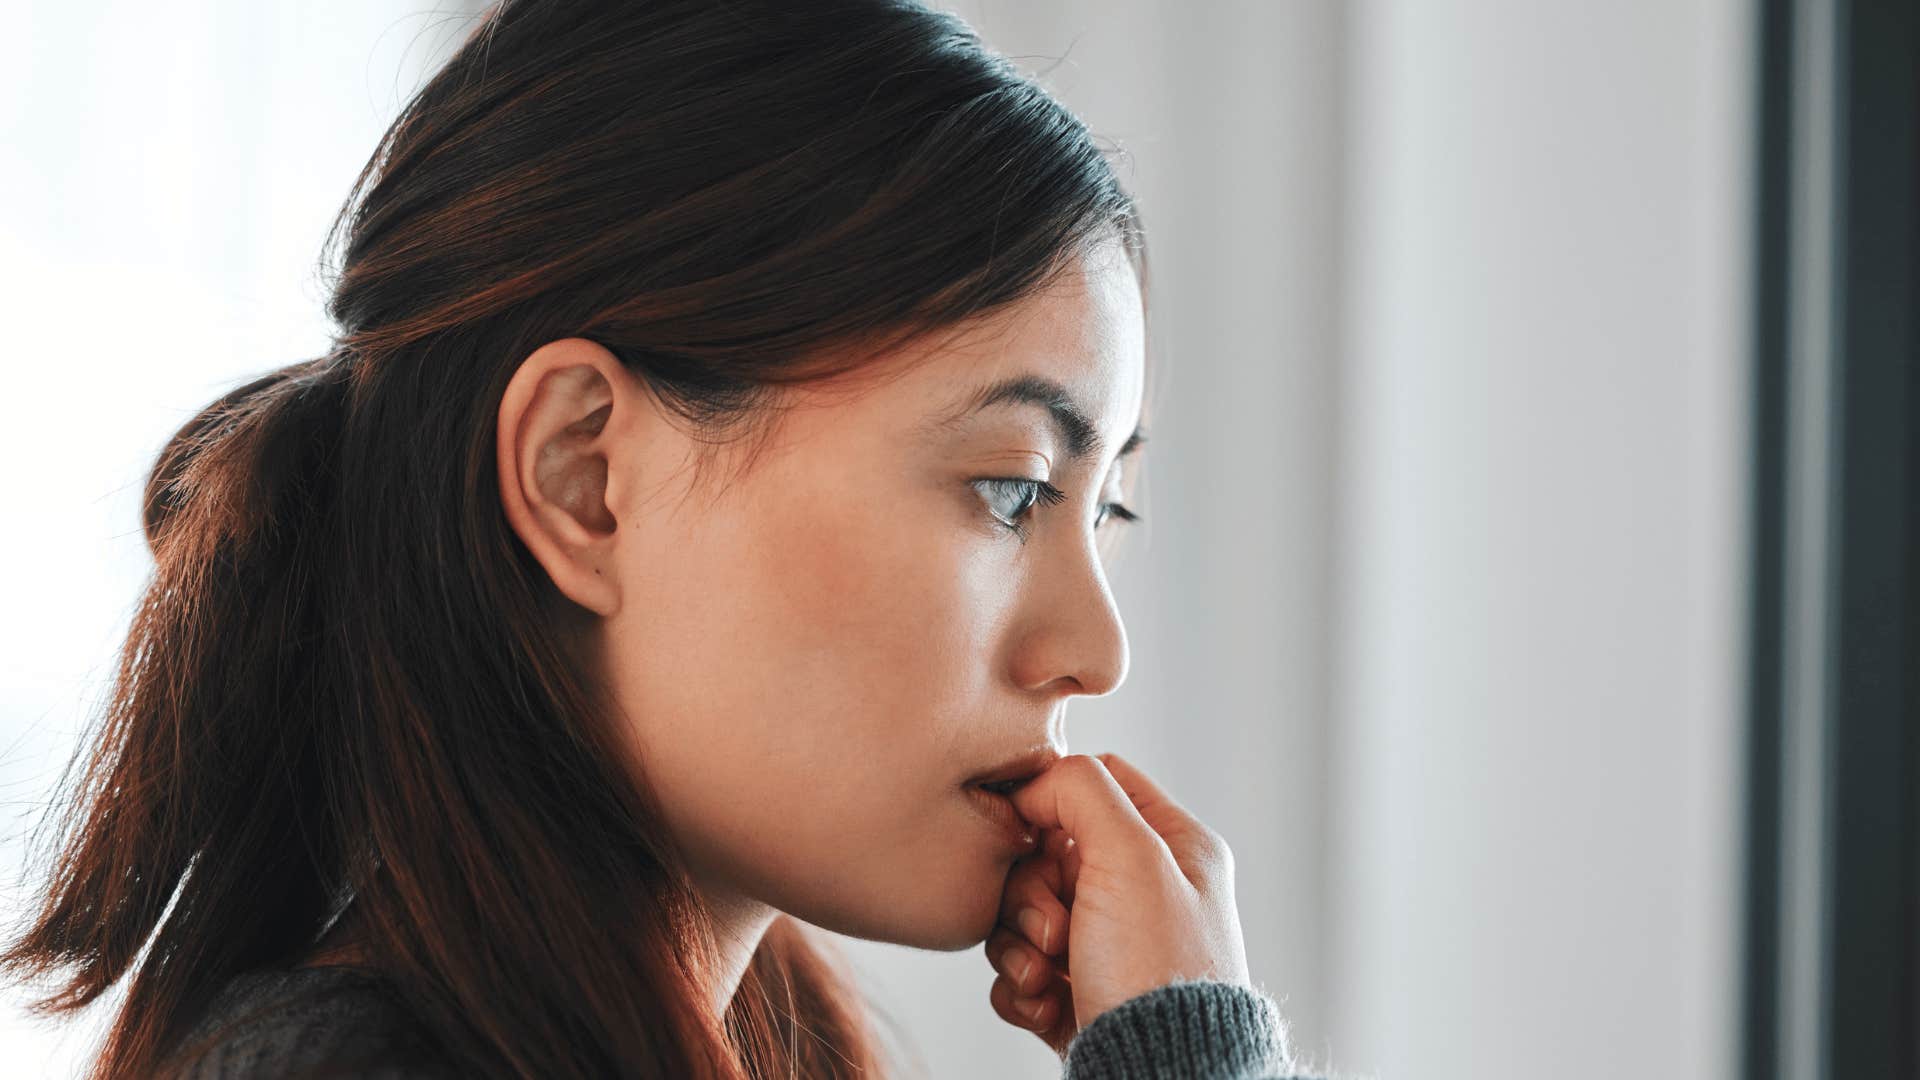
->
[[1005, 754, 1159, 858]]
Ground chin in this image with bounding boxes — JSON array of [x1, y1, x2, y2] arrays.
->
[[880, 912, 1003, 954], [794, 880, 1009, 954]]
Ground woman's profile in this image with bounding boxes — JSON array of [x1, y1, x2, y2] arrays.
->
[[2, 1, 1324, 1077]]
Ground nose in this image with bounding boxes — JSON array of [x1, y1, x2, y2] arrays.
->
[[1006, 534, 1130, 698]]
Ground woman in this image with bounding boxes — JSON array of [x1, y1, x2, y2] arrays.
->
[[2, 1, 1322, 1076]]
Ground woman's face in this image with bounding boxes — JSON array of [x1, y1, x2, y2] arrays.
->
[[499, 238, 1145, 952]]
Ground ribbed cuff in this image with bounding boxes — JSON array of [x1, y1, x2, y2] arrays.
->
[[1061, 976, 1293, 1080]]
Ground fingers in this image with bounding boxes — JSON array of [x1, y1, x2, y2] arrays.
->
[[1035, 827, 1081, 908], [1091, 751, 1198, 840], [1049, 827, 1081, 908], [1013, 830, 1071, 898], [1005, 754, 1159, 859], [989, 971, 1057, 1031], [1041, 825, 1073, 863], [1000, 844, 1070, 956], [985, 924, 1060, 1000], [988, 964, 1073, 1052], [1095, 751, 1232, 881]]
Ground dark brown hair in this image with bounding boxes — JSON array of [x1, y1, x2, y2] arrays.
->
[[1, 0, 1147, 1076]]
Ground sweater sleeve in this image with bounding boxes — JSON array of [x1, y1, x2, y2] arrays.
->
[[1060, 977, 1327, 1080]]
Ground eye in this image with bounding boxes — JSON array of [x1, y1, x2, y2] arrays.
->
[[973, 478, 1066, 537], [971, 478, 1142, 539]]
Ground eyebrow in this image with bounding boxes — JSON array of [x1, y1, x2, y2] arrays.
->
[[940, 374, 1149, 465]]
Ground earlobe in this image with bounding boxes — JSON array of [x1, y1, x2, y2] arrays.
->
[[495, 338, 635, 617]]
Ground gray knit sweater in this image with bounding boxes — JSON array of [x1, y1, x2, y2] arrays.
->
[[168, 966, 1325, 1078]]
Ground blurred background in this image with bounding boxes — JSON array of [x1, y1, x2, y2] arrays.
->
[[3, 2, 1912, 1079]]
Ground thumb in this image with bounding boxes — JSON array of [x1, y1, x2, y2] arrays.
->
[[1005, 754, 1161, 860]]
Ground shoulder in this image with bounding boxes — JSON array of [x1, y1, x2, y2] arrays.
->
[[165, 966, 459, 1079]]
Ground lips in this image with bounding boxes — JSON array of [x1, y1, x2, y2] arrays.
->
[[975, 776, 1030, 796], [963, 781, 1039, 849], [965, 745, 1064, 791], [961, 746, 1058, 851]]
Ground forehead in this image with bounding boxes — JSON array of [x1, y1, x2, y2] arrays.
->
[[901, 242, 1146, 444], [758, 240, 1146, 475]]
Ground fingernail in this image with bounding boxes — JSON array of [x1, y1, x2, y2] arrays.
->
[[1013, 950, 1033, 986], [1017, 907, 1049, 953], [1016, 996, 1049, 1024]]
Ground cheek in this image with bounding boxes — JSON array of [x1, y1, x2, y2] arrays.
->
[[603, 469, 1025, 941], [754, 472, 996, 685]]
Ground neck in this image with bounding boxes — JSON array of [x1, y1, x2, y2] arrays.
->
[[297, 880, 777, 1021]]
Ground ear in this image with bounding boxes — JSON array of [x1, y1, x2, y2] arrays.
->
[[495, 337, 651, 617]]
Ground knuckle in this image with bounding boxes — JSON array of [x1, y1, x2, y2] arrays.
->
[[994, 939, 1028, 975], [1198, 822, 1230, 855], [990, 975, 1024, 1021], [1195, 826, 1235, 879], [985, 926, 1019, 964], [1017, 953, 1047, 991]]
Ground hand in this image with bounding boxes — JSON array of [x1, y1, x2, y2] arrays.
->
[[981, 752, 1251, 1056]]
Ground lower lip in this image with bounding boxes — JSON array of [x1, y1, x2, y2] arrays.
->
[[963, 784, 1038, 851]]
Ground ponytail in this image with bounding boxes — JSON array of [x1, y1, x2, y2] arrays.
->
[[143, 351, 351, 559], [3, 353, 357, 1078]]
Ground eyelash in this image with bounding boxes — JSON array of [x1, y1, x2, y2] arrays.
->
[[972, 478, 1141, 540]]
